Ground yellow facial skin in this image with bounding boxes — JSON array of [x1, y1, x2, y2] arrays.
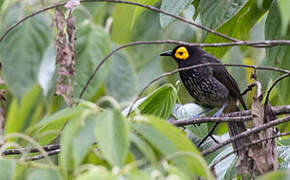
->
[[174, 46, 189, 60]]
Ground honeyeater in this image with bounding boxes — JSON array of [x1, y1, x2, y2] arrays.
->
[[160, 45, 249, 154]]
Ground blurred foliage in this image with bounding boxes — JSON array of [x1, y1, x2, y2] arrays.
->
[[0, 0, 289, 179]]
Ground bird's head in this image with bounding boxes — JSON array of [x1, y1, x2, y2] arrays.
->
[[160, 45, 201, 66]]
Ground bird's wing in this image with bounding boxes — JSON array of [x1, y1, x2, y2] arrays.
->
[[202, 54, 247, 110]]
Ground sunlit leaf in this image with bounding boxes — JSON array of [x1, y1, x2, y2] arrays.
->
[[277, 0, 290, 35], [26, 168, 61, 180], [0, 159, 16, 180], [137, 84, 177, 119]]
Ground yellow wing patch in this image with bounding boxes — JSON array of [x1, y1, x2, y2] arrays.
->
[[175, 46, 189, 60]]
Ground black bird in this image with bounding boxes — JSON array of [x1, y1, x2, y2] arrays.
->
[[160, 45, 249, 153]]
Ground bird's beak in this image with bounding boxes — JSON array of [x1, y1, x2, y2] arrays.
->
[[160, 50, 172, 57]]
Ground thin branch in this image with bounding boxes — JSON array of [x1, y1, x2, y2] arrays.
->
[[169, 115, 253, 126], [2, 144, 60, 155], [210, 131, 290, 169], [202, 115, 290, 156], [197, 122, 220, 148], [265, 73, 290, 104], [29, 149, 61, 161]]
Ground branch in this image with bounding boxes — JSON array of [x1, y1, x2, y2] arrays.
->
[[202, 115, 290, 156], [2, 144, 60, 155], [29, 149, 60, 161], [210, 131, 290, 169]]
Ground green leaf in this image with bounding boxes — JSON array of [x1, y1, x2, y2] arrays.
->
[[112, 4, 135, 43], [130, 132, 157, 164], [277, 0, 290, 35], [0, 9, 51, 98], [198, 0, 247, 38], [160, 0, 194, 28], [106, 47, 137, 102], [130, 0, 159, 29], [204, 0, 270, 58], [95, 109, 130, 167], [133, 115, 214, 179], [137, 84, 177, 119], [0, 159, 16, 180], [26, 168, 61, 180], [74, 23, 111, 99], [5, 84, 42, 136], [265, 0, 290, 105], [60, 113, 98, 177], [257, 171, 290, 180], [27, 104, 91, 145], [75, 166, 117, 180]]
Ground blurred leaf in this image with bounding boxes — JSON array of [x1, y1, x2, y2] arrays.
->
[[26, 168, 61, 180], [95, 109, 130, 167], [265, 0, 290, 105], [277, 0, 290, 35], [160, 0, 194, 28], [60, 112, 98, 177], [74, 23, 111, 99], [130, 0, 158, 29], [27, 105, 88, 145], [0, 159, 16, 180], [37, 44, 56, 96], [133, 115, 214, 179], [257, 171, 290, 180], [137, 84, 177, 119], [198, 0, 247, 38], [5, 84, 42, 136], [204, 0, 270, 58], [112, 3, 134, 43], [130, 132, 157, 164], [75, 166, 116, 180], [0, 10, 51, 98], [106, 47, 137, 102]]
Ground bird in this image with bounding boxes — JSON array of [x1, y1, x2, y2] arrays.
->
[[160, 45, 249, 154]]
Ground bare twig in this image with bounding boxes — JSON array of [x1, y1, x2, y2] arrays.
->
[[2, 144, 60, 155], [202, 115, 290, 156], [29, 149, 61, 161]]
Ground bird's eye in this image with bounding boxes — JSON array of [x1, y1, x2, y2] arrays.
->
[[175, 46, 189, 60]]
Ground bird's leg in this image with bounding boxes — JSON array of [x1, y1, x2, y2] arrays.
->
[[191, 108, 211, 126], [197, 104, 226, 148]]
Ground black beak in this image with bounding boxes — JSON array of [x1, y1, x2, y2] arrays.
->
[[160, 50, 172, 57]]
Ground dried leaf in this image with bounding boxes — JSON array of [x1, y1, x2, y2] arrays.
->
[[65, 0, 80, 9], [53, 8, 77, 106], [248, 98, 278, 174]]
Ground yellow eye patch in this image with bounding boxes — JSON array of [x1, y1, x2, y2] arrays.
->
[[175, 46, 189, 60]]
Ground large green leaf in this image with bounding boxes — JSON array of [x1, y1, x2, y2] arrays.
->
[[94, 109, 130, 167], [75, 166, 117, 180], [130, 0, 159, 29], [137, 84, 177, 119], [74, 23, 111, 99], [265, 0, 290, 105], [133, 115, 214, 180], [204, 0, 271, 58], [160, 0, 194, 28], [0, 159, 16, 180], [5, 84, 42, 136], [60, 112, 98, 178], [257, 171, 290, 180], [106, 47, 137, 102], [198, 0, 247, 38], [0, 8, 51, 98]]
